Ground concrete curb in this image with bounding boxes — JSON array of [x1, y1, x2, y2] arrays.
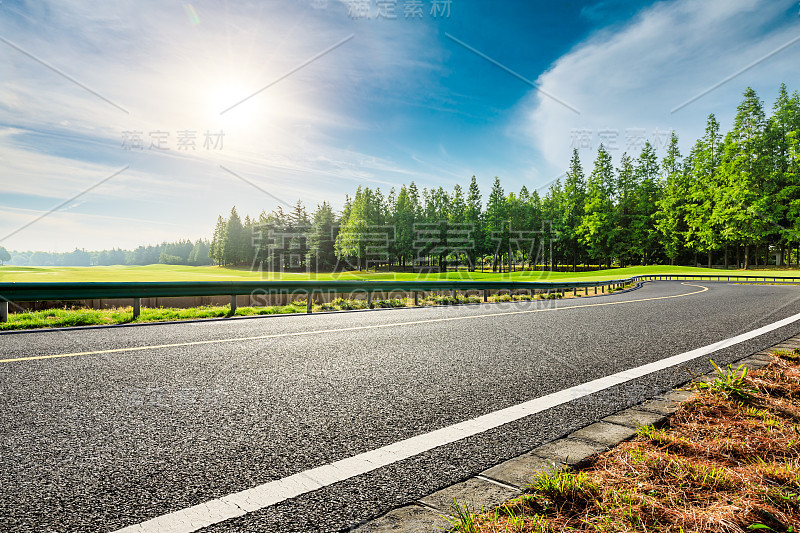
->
[[352, 333, 800, 532]]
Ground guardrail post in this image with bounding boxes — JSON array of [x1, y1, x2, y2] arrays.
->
[[414, 291, 419, 306], [0, 301, 8, 323], [133, 298, 141, 319], [307, 291, 313, 314], [483, 290, 488, 302], [451, 289, 457, 301], [230, 295, 237, 314], [594, 285, 597, 295], [367, 291, 372, 308]]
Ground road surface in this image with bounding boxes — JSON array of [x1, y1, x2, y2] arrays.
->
[[2, 281, 800, 532]]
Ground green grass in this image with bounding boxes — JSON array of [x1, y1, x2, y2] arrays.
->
[[1, 264, 798, 283], [0, 294, 504, 330], [0, 304, 310, 330]]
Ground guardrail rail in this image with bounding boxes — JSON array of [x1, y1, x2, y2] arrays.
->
[[0, 273, 798, 323]]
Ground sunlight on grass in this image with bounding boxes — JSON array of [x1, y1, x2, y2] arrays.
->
[[2, 264, 799, 283]]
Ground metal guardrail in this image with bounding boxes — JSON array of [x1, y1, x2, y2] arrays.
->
[[0, 273, 799, 322]]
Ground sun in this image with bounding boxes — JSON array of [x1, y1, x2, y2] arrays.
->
[[204, 83, 265, 131]]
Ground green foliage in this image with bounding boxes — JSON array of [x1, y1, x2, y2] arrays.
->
[[528, 465, 600, 500], [695, 359, 756, 401], [579, 144, 616, 266], [445, 499, 478, 533]]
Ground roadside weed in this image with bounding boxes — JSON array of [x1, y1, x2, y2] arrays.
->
[[694, 359, 756, 400]]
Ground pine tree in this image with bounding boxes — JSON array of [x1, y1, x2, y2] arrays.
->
[[685, 114, 723, 268], [717, 91, 767, 268], [563, 149, 587, 270], [392, 186, 416, 268], [486, 177, 507, 271], [465, 176, 484, 271], [222, 206, 246, 265], [578, 144, 616, 268], [655, 132, 686, 265], [308, 202, 337, 271], [633, 141, 662, 264], [614, 153, 637, 267], [209, 215, 226, 265]]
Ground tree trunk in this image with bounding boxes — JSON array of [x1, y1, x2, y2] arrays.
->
[[724, 247, 729, 269], [755, 245, 759, 268], [707, 250, 712, 269], [694, 252, 698, 268], [744, 245, 750, 269], [736, 246, 741, 269]]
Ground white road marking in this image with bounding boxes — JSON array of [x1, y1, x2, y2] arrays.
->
[[114, 286, 800, 533]]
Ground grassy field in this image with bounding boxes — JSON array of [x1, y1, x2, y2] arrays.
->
[[2, 264, 800, 283]]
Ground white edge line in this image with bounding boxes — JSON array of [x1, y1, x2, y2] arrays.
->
[[113, 302, 800, 533]]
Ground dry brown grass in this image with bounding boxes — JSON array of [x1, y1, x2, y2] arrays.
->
[[454, 350, 800, 533]]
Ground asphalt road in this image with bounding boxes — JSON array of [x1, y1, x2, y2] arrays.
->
[[3, 281, 800, 532]]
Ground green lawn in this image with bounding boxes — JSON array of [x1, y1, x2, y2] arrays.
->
[[1, 264, 799, 282]]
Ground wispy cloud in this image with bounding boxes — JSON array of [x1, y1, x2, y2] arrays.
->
[[519, 0, 800, 175], [0, 0, 444, 250]]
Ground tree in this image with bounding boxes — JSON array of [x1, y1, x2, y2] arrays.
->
[[563, 149, 587, 270], [632, 141, 662, 264], [485, 177, 507, 271], [0, 246, 10, 265], [685, 114, 723, 268], [465, 176, 484, 271], [578, 144, 616, 267], [209, 216, 226, 265], [335, 187, 387, 270], [765, 84, 800, 264], [308, 202, 337, 271], [717, 90, 768, 268], [614, 152, 637, 267], [541, 179, 564, 270], [390, 186, 415, 268], [222, 206, 248, 265], [655, 132, 685, 265]]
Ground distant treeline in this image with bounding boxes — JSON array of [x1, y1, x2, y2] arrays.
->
[[8, 240, 212, 267], [209, 85, 800, 272]]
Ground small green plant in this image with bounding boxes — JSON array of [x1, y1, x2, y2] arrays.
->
[[528, 464, 599, 500], [444, 499, 478, 533], [694, 359, 756, 401], [775, 348, 800, 362]]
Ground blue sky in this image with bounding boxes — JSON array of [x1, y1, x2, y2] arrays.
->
[[1, 0, 799, 252]]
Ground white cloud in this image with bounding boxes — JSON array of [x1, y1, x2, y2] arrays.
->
[[518, 0, 800, 177], [0, 0, 443, 249]]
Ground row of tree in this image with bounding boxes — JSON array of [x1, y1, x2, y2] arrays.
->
[[8, 240, 212, 267], [207, 84, 800, 272]]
